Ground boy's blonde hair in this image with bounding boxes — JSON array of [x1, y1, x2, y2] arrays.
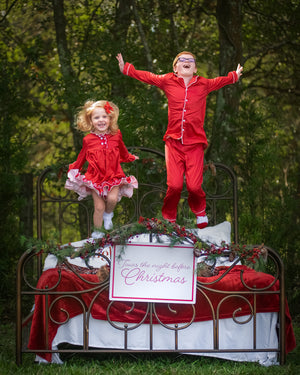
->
[[76, 100, 119, 134], [172, 51, 197, 71]]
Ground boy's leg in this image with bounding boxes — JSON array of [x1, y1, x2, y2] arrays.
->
[[184, 144, 206, 217], [162, 139, 185, 222]]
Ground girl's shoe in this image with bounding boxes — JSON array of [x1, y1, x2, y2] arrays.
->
[[103, 211, 114, 230], [196, 215, 208, 229]]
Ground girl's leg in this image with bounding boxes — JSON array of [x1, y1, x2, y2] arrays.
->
[[92, 190, 105, 230], [105, 186, 119, 213], [103, 186, 119, 230]]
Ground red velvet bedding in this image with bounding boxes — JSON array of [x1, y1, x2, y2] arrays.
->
[[28, 265, 296, 362]]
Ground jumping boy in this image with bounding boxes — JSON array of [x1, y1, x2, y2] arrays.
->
[[116, 52, 243, 228]]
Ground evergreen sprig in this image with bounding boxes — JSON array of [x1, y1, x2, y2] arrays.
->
[[21, 217, 264, 267]]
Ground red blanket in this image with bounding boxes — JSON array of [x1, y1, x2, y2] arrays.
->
[[28, 265, 296, 362]]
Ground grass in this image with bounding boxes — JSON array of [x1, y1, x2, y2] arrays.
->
[[0, 321, 298, 375]]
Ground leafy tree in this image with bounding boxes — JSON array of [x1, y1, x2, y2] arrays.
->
[[0, 0, 299, 320]]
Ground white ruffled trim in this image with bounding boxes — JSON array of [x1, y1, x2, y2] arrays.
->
[[65, 169, 138, 201]]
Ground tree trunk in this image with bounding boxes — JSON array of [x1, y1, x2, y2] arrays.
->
[[132, 0, 153, 71], [51, 0, 82, 153], [208, 0, 243, 161], [111, 0, 133, 97]]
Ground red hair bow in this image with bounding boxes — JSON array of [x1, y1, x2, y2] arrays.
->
[[104, 101, 113, 114]]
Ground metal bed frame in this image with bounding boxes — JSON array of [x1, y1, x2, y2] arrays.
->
[[16, 147, 286, 365]]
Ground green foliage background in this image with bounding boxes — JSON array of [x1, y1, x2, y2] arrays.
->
[[0, 0, 299, 322]]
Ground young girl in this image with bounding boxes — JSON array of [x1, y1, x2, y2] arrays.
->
[[65, 100, 139, 238]]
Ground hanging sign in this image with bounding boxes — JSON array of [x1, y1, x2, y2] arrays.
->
[[109, 242, 197, 304]]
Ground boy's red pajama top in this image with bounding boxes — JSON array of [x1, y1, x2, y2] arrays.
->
[[123, 63, 238, 221]]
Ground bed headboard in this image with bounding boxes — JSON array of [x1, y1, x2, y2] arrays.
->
[[36, 147, 238, 244]]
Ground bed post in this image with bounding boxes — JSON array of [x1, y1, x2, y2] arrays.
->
[[16, 252, 26, 365], [278, 249, 286, 365], [36, 167, 49, 279]]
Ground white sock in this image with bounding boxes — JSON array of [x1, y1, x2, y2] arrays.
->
[[196, 215, 208, 224], [103, 211, 114, 230]]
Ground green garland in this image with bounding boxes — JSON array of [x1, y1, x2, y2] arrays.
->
[[21, 217, 265, 268]]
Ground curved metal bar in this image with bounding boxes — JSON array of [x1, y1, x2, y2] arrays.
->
[[206, 162, 238, 243], [125, 302, 135, 314], [204, 172, 232, 198], [38, 166, 69, 201], [238, 247, 280, 291], [239, 269, 278, 292], [127, 146, 164, 158], [217, 295, 254, 324], [197, 257, 241, 286], [59, 201, 89, 226], [196, 285, 217, 323], [18, 251, 41, 290], [49, 295, 87, 325], [19, 251, 63, 292], [85, 281, 110, 325], [59, 260, 109, 286], [138, 188, 166, 217], [106, 301, 150, 331], [152, 303, 196, 331], [31, 270, 62, 292]]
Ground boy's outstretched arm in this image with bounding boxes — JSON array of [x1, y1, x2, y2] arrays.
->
[[116, 53, 125, 73], [115, 53, 164, 88]]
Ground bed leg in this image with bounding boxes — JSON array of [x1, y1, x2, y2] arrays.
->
[[16, 258, 22, 366]]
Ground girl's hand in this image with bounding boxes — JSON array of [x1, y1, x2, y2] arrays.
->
[[116, 53, 125, 73], [236, 63, 243, 79], [133, 155, 139, 160]]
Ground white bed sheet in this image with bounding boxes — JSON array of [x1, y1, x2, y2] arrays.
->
[[36, 312, 279, 366]]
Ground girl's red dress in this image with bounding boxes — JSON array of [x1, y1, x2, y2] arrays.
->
[[65, 130, 138, 201]]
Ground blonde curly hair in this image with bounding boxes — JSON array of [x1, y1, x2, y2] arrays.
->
[[76, 100, 119, 134]]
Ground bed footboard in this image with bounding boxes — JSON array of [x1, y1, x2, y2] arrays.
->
[[17, 243, 292, 366]]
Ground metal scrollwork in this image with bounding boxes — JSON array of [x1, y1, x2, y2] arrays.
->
[[106, 301, 150, 331], [49, 295, 87, 325]]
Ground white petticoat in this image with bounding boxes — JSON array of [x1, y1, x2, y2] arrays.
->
[[65, 169, 138, 201]]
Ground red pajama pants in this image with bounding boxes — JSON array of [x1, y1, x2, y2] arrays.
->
[[162, 138, 206, 222]]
